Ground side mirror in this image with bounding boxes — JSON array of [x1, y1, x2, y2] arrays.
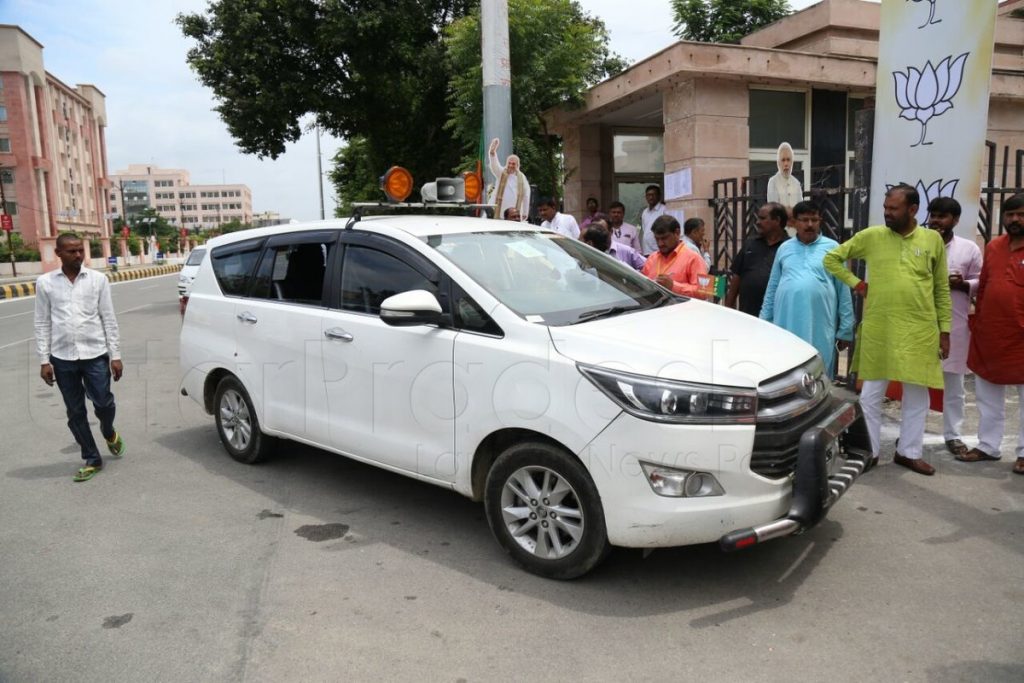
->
[[380, 289, 443, 327]]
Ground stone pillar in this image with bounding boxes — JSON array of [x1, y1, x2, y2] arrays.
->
[[560, 123, 603, 220], [119, 238, 128, 264], [82, 237, 92, 268], [100, 237, 111, 261], [38, 236, 58, 272], [663, 78, 750, 228]]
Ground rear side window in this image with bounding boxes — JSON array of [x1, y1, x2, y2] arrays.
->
[[185, 248, 207, 266], [341, 246, 437, 314], [251, 241, 332, 305], [211, 242, 262, 296]]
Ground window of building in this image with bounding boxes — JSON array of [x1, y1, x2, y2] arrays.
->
[[0, 106, 7, 122], [0, 138, 10, 153], [748, 88, 810, 195], [749, 89, 807, 150], [3, 201, 17, 216], [1, 168, 12, 184], [611, 130, 665, 224]]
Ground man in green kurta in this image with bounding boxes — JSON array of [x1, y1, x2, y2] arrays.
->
[[824, 184, 952, 475]]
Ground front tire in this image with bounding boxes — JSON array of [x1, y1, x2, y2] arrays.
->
[[484, 442, 609, 579], [214, 375, 275, 464]]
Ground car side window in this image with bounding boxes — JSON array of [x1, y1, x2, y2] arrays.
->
[[210, 242, 262, 296], [451, 283, 503, 336], [251, 241, 332, 305], [340, 246, 438, 314]]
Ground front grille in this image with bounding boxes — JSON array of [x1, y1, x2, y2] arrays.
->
[[750, 356, 831, 479], [751, 395, 834, 478]]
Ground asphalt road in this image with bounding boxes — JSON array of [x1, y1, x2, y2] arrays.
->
[[1, 275, 1021, 682]]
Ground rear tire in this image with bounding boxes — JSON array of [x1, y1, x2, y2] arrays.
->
[[213, 375, 275, 464], [484, 441, 609, 579]]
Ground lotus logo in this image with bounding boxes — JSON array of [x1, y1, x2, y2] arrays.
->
[[893, 53, 968, 147], [907, 0, 941, 29], [800, 373, 819, 399]]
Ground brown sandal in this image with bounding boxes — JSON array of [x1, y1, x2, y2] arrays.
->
[[1013, 458, 1024, 475], [945, 439, 968, 456], [956, 448, 1000, 463]]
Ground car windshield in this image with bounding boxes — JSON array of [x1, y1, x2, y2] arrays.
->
[[427, 231, 677, 326], [186, 248, 207, 266]]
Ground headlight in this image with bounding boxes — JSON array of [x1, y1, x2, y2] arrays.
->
[[578, 364, 757, 424]]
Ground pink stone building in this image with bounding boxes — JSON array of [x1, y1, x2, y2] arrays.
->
[[547, 0, 1024, 230], [0, 25, 113, 270]]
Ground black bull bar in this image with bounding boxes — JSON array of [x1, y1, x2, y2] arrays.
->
[[719, 395, 873, 552]]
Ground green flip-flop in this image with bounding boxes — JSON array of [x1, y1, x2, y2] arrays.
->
[[106, 432, 126, 458], [73, 465, 102, 482]]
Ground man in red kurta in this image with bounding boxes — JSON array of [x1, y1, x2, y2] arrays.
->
[[963, 193, 1024, 474], [641, 215, 711, 299]]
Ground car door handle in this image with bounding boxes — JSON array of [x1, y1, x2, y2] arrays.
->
[[324, 327, 354, 342], [236, 312, 258, 324]]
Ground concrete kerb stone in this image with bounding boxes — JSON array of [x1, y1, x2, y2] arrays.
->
[[0, 264, 182, 300]]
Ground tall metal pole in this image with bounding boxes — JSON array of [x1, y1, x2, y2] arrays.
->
[[481, 0, 513, 174], [316, 124, 325, 220]]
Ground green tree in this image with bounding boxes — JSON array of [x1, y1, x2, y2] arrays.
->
[[445, 0, 627, 199], [177, 0, 473, 203], [329, 136, 385, 216], [671, 0, 790, 44]]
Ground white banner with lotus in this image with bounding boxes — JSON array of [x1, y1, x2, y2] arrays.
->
[[869, 0, 997, 238]]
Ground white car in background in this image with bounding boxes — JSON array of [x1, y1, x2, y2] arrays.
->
[[178, 247, 207, 299], [178, 210, 871, 579]]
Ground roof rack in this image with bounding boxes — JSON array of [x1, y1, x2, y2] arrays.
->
[[344, 202, 496, 230]]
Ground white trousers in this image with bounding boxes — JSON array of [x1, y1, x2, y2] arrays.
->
[[974, 375, 1024, 459], [942, 372, 965, 441], [860, 380, 930, 460]]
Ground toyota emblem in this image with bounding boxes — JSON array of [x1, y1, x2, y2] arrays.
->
[[800, 373, 819, 399]]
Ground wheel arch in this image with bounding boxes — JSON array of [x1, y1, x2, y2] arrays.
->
[[203, 368, 235, 415], [469, 428, 579, 502]]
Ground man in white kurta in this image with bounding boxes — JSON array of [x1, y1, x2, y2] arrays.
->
[[927, 197, 982, 456], [487, 138, 530, 221]]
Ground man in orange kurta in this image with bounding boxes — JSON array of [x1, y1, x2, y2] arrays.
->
[[963, 193, 1024, 474], [641, 215, 711, 299]]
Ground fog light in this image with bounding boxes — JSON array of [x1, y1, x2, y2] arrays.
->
[[640, 462, 725, 498]]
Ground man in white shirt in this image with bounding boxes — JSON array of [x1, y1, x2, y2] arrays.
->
[[683, 217, 713, 269], [34, 234, 125, 482], [638, 184, 667, 255], [487, 137, 530, 222], [538, 197, 580, 239]]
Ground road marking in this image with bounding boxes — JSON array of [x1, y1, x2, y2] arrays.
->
[[0, 272, 178, 305], [0, 337, 33, 351], [0, 310, 33, 320], [138, 283, 164, 290]]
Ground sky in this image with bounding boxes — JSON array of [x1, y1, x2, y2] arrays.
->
[[4, 0, 832, 221]]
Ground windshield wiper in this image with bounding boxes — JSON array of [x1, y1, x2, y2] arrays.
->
[[575, 305, 643, 323]]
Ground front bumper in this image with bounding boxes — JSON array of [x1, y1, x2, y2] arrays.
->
[[719, 394, 871, 551]]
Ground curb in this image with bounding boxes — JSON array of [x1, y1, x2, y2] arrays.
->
[[0, 264, 183, 301]]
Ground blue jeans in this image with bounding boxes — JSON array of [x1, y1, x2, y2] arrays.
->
[[51, 354, 117, 466]]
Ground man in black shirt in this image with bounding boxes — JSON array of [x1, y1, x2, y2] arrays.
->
[[725, 202, 789, 316]]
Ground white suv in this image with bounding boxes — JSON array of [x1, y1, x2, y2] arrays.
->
[[179, 211, 870, 578]]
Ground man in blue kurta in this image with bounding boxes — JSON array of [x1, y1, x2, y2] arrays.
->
[[760, 201, 854, 378], [824, 185, 952, 475]]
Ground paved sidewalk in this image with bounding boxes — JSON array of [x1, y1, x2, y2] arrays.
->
[[0, 263, 182, 300]]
